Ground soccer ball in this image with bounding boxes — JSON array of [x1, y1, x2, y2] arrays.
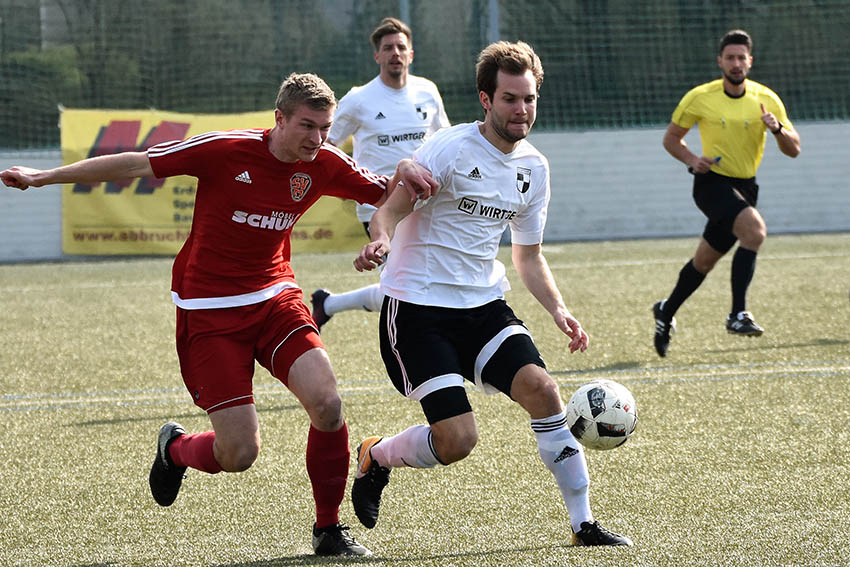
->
[[566, 379, 637, 450]]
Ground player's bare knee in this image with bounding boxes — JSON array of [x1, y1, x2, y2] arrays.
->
[[513, 371, 562, 415], [439, 440, 476, 464], [306, 393, 343, 430], [735, 210, 766, 248], [216, 439, 260, 472], [432, 428, 477, 464], [227, 447, 260, 472], [743, 224, 766, 249]]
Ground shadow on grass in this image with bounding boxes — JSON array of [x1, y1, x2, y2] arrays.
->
[[705, 337, 848, 353], [213, 542, 570, 567], [70, 403, 304, 427]]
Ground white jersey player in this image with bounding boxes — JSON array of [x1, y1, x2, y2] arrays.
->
[[379, 121, 547, 313], [329, 74, 448, 225], [350, 41, 633, 548], [310, 17, 449, 330]]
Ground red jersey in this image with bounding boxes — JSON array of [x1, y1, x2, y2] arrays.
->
[[148, 128, 386, 309]]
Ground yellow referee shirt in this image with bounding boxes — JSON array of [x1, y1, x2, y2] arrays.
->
[[672, 78, 792, 179]]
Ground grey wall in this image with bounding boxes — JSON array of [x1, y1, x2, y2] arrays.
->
[[530, 121, 849, 241], [1, 121, 847, 263], [0, 153, 64, 262]]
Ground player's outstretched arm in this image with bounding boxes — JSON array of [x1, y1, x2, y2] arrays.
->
[[1, 152, 154, 190], [354, 181, 416, 272], [512, 243, 588, 353]]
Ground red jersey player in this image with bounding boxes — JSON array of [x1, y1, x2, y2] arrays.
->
[[1, 72, 437, 556]]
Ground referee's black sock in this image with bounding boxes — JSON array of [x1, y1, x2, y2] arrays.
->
[[731, 247, 758, 315], [663, 259, 706, 319]]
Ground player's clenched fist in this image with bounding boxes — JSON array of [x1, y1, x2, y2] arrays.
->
[[354, 240, 390, 272], [1, 166, 45, 190]]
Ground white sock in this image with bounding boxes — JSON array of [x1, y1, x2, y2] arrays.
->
[[324, 283, 383, 316], [531, 411, 593, 533], [370, 424, 443, 469]]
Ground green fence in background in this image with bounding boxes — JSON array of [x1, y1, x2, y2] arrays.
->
[[1, 0, 848, 149]]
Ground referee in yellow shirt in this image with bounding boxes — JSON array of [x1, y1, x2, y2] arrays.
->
[[653, 29, 801, 357]]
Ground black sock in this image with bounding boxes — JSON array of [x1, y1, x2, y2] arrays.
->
[[731, 247, 757, 315], [663, 259, 706, 319]]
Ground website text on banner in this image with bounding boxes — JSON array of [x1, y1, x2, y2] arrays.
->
[[61, 108, 364, 255]]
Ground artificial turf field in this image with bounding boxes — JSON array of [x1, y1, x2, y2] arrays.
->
[[1, 232, 848, 567]]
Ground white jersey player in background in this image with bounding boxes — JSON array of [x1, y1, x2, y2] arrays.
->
[[310, 17, 449, 330], [349, 41, 633, 547]]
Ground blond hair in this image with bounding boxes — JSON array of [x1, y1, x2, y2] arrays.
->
[[275, 73, 336, 117]]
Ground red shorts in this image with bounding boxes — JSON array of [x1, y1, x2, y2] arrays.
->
[[175, 288, 324, 413]]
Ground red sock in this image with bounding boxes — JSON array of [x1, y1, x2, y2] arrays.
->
[[306, 422, 350, 528], [168, 431, 223, 474]]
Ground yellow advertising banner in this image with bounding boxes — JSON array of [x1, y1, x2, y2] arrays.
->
[[61, 109, 367, 255]]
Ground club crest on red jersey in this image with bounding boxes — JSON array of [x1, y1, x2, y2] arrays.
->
[[290, 173, 312, 201]]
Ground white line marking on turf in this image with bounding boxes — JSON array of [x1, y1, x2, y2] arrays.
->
[[557, 359, 850, 376], [558, 365, 850, 386], [3, 360, 847, 412], [5, 250, 845, 289], [547, 252, 849, 270], [0, 281, 163, 293]]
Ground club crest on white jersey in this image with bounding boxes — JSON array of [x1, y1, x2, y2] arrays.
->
[[516, 167, 531, 193]]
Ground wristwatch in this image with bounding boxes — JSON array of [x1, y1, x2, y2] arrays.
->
[[771, 122, 784, 135]]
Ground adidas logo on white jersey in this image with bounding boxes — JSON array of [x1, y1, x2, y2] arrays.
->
[[235, 171, 252, 184], [467, 167, 482, 180], [375, 112, 386, 120]]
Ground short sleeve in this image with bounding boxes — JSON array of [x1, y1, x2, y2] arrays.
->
[[671, 88, 700, 129], [322, 147, 388, 205], [412, 129, 456, 186], [148, 132, 223, 179], [764, 88, 793, 129], [432, 88, 451, 130], [510, 159, 550, 245]]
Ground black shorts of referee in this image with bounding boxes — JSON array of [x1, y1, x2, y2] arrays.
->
[[692, 170, 759, 254]]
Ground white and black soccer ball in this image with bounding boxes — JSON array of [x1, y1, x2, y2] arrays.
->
[[566, 379, 637, 450]]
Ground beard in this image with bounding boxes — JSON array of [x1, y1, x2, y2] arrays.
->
[[490, 117, 529, 144], [724, 70, 746, 85], [385, 62, 405, 79]]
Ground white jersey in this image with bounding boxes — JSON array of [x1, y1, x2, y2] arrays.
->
[[329, 75, 449, 222], [380, 122, 550, 308]]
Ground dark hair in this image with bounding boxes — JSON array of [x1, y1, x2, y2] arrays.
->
[[275, 73, 336, 117], [370, 17, 412, 51], [475, 41, 544, 102], [719, 29, 753, 55]]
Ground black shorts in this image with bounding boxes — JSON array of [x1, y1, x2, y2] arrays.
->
[[379, 297, 546, 424], [692, 171, 759, 254]]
